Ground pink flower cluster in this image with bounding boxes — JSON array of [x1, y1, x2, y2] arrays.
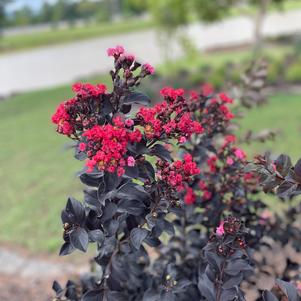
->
[[216, 221, 225, 236], [107, 45, 125, 57], [142, 63, 155, 75], [107, 45, 155, 78]]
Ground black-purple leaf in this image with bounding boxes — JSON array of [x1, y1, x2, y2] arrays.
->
[[275, 154, 292, 177], [101, 202, 117, 222], [121, 104, 132, 114], [130, 228, 149, 249], [294, 158, 301, 180], [277, 181, 298, 199], [225, 259, 253, 276], [276, 279, 299, 301], [149, 144, 172, 162], [89, 229, 104, 243], [105, 291, 128, 301], [104, 171, 120, 191], [137, 160, 155, 180], [205, 251, 223, 272], [59, 242, 75, 256], [118, 199, 146, 215], [160, 290, 175, 301], [70, 227, 89, 252], [143, 290, 159, 301], [124, 165, 139, 178], [198, 274, 215, 301], [63, 197, 85, 225], [123, 91, 150, 106], [262, 291, 278, 301], [222, 273, 243, 289], [83, 289, 103, 301], [84, 189, 99, 208], [52, 281, 63, 294], [80, 171, 104, 187]]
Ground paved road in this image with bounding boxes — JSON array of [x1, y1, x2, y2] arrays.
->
[[0, 247, 87, 278], [1, 9, 301, 96]]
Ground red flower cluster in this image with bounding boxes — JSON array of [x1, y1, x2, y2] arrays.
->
[[186, 90, 235, 139], [81, 117, 142, 175], [160, 86, 184, 100], [157, 154, 200, 192], [219, 104, 235, 120], [136, 87, 203, 142], [184, 187, 196, 205], [51, 83, 107, 136], [201, 83, 214, 96], [198, 180, 212, 201], [207, 155, 217, 173], [51, 102, 74, 135], [72, 82, 107, 97]]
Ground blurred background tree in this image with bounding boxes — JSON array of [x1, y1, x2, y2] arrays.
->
[[0, 0, 13, 35], [3, 0, 150, 28], [149, 0, 288, 53]]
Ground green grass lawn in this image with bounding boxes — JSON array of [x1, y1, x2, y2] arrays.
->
[[0, 79, 300, 253], [238, 93, 301, 162], [0, 19, 153, 53]]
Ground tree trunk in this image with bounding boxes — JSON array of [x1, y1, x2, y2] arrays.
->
[[253, 0, 270, 54]]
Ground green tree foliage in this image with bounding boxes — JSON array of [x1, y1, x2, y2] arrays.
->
[[0, 0, 12, 33], [3, 0, 149, 28], [13, 5, 33, 26], [122, 0, 148, 16]]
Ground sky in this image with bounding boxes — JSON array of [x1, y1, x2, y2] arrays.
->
[[6, 0, 58, 13]]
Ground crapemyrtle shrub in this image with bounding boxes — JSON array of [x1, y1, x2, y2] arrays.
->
[[245, 153, 301, 292], [51, 46, 301, 300]]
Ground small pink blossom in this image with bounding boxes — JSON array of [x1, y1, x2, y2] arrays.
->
[[79, 143, 86, 152], [125, 119, 134, 127], [234, 148, 246, 160], [178, 136, 187, 144], [226, 157, 234, 165], [142, 63, 155, 75], [259, 209, 273, 225], [127, 156, 136, 167], [216, 221, 225, 236]]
